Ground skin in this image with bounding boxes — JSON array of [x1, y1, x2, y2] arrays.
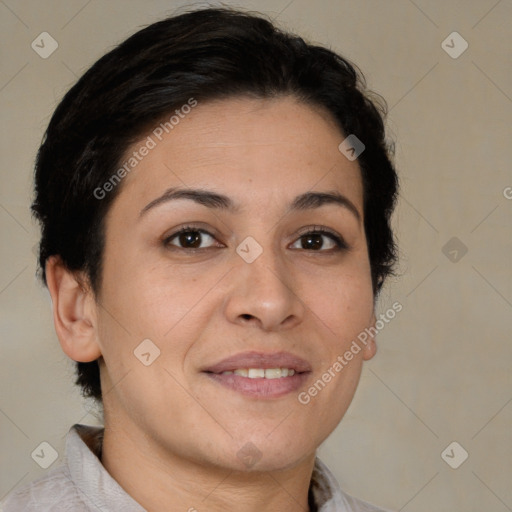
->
[[46, 96, 377, 512]]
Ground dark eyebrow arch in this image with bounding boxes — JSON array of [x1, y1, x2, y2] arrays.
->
[[139, 187, 239, 217], [288, 190, 361, 221], [139, 187, 361, 221]]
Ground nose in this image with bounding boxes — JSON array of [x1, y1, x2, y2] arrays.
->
[[223, 244, 305, 332]]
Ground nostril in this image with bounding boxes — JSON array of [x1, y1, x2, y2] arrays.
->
[[241, 314, 253, 321]]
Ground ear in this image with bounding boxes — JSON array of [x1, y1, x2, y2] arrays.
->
[[45, 256, 102, 362], [362, 311, 377, 361]]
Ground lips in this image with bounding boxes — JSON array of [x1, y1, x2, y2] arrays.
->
[[202, 350, 312, 374], [202, 351, 312, 399]]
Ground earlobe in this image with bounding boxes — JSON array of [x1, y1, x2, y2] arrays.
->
[[45, 256, 102, 363], [362, 311, 377, 361]]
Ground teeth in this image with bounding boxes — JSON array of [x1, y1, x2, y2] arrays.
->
[[248, 368, 265, 378], [222, 368, 296, 378], [264, 368, 282, 379]]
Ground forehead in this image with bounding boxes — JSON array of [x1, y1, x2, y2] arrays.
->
[[112, 96, 363, 217]]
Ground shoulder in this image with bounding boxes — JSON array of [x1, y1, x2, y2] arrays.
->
[[340, 489, 396, 512], [1, 463, 89, 512]]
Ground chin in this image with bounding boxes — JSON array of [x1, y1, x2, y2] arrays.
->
[[220, 432, 316, 473]]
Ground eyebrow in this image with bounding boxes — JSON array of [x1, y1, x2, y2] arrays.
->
[[139, 187, 361, 221]]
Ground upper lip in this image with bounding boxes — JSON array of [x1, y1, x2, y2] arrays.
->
[[203, 351, 312, 374]]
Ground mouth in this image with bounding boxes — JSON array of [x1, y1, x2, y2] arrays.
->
[[215, 368, 298, 378], [202, 351, 312, 399]]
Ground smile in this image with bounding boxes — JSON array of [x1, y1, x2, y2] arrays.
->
[[220, 368, 296, 378]]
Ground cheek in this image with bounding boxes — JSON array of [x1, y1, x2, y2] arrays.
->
[[303, 265, 374, 337], [96, 257, 218, 372], [297, 273, 373, 429]]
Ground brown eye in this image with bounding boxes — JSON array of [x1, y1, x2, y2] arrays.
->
[[290, 228, 347, 252], [164, 228, 217, 250], [301, 233, 330, 250]]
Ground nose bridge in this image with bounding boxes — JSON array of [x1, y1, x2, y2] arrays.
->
[[239, 234, 289, 298], [244, 240, 287, 291], [226, 233, 304, 330]]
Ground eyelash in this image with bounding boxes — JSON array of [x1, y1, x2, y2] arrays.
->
[[163, 224, 348, 253]]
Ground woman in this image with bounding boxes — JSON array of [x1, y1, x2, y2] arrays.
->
[[3, 7, 398, 511]]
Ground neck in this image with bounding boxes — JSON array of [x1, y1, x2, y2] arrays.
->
[[101, 420, 316, 512]]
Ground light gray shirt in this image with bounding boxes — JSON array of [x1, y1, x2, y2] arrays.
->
[[1, 424, 393, 511]]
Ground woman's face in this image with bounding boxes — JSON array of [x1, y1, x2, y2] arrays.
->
[[94, 96, 376, 471]]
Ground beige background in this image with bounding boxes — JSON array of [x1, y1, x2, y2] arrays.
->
[[1, 1, 511, 510]]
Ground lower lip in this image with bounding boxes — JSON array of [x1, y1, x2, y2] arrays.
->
[[204, 372, 310, 399]]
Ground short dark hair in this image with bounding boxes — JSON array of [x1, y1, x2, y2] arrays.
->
[[32, 7, 399, 402]]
